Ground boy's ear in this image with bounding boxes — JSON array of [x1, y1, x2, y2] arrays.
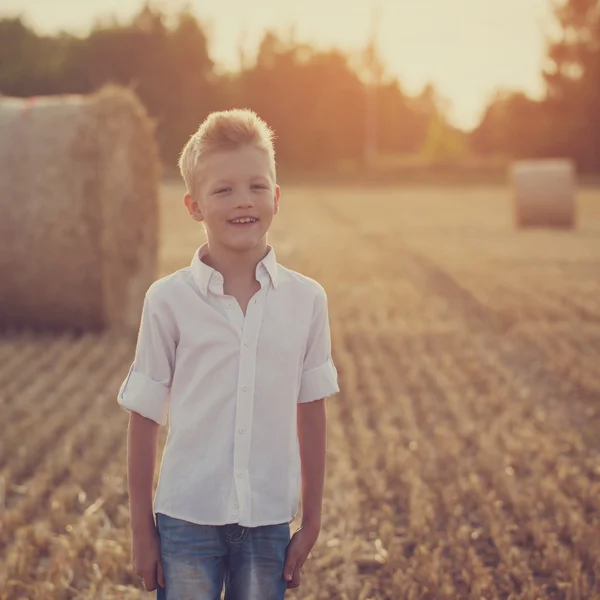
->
[[273, 185, 281, 215], [184, 193, 204, 221]]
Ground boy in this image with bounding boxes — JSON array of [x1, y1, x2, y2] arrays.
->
[[117, 109, 339, 600]]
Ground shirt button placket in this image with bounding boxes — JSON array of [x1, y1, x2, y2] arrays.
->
[[232, 287, 267, 524]]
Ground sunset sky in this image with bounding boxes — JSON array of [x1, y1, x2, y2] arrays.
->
[[2, 0, 558, 129]]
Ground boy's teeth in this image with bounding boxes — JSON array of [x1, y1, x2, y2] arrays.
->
[[231, 218, 255, 224]]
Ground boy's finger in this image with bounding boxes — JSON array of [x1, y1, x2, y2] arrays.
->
[[157, 559, 166, 588], [284, 540, 300, 582], [287, 569, 301, 589], [284, 563, 295, 582], [142, 571, 157, 591], [283, 557, 296, 582]]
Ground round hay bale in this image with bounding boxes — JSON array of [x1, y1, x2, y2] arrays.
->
[[0, 85, 160, 333], [511, 159, 576, 228]]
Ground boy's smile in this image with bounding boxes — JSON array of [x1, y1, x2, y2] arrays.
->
[[228, 216, 258, 226]]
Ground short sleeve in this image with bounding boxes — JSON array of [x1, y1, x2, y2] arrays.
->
[[117, 293, 176, 425], [298, 286, 339, 403]]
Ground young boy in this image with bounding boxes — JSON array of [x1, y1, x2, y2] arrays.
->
[[117, 109, 339, 599]]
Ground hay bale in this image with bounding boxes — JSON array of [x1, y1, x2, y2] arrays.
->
[[511, 159, 576, 228], [0, 86, 160, 333]]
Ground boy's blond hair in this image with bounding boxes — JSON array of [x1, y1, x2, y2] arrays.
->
[[178, 108, 276, 199]]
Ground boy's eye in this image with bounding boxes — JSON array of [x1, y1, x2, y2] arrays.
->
[[215, 188, 230, 194], [252, 184, 268, 190]]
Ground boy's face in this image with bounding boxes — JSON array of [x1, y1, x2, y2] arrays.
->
[[185, 145, 279, 253]]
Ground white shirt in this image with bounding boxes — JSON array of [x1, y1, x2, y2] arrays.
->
[[117, 244, 339, 527]]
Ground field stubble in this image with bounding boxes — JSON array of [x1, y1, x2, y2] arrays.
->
[[1, 182, 599, 599]]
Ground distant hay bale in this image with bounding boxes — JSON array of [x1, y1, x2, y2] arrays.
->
[[0, 86, 160, 333], [511, 159, 576, 229]]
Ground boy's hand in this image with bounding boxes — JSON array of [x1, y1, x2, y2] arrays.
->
[[283, 523, 320, 589], [131, 524, 165, 592]]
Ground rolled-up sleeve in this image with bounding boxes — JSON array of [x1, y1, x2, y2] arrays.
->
[[298, 286, 339, 403], [117, 293, 176, 425]]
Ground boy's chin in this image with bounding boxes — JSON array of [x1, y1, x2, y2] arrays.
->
[[220, 236, 267, 253]]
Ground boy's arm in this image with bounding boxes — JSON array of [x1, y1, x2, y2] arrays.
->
[[296, 284, 339, 531], [284, 399, 327, 589], [127, 411, 161, 533], [118, 292, 176, 426], [297, 398, 327, 532], [127, 411, 165, 591], [117, 291, 176, 591]]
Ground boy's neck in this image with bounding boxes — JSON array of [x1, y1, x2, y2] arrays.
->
[[202, 240, 269, 283]]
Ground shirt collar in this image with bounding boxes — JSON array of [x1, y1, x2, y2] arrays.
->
[[191, 243, 279, 295]]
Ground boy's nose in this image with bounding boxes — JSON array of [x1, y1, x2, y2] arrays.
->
[[235, 193, 254, 207]]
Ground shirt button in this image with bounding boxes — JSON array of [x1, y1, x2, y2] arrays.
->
[[244, 341, 250, 347], [233, 502, 239, 508], [242, 386, 248, 392], [228, 302, 233, 308], [237, 471, 243, 478], [239, 428, 245, 434]]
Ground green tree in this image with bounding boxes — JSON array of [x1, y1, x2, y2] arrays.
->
[[413, 84, 466, 163], [470, 90, 554, 159], [0, 10, 434, 170], [0, 18, 73, 96], [65, 5, 216, 162], [0, 6, 217, 164], [375, 79, 430, 156], [238, 31, 433, 169], [543, 0, 600, 170], [238, 32, 367, 168]]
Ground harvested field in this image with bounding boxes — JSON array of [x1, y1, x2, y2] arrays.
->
[[1, 182, 599, 599]]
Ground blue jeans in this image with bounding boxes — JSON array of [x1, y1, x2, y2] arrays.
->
[[156, 513, 291, 600]]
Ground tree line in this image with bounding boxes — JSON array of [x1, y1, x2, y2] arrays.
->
[[0, 1, 598, 173]]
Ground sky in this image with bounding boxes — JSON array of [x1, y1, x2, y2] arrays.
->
[[1, 0, 559, 129]]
